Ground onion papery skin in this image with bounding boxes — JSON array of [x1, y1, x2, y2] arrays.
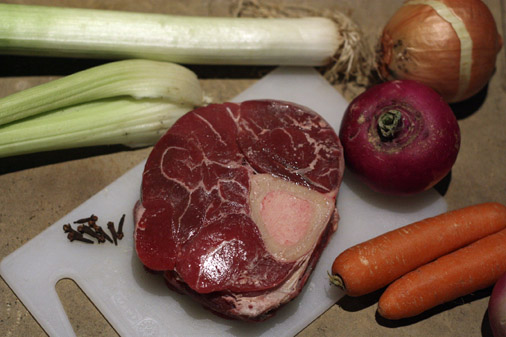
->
[[378, 0, 503, 103], [339, 80, 460, 196], [489, 272, 506, 337]]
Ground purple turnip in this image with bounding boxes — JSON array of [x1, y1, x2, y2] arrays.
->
[[489, 272, 506, 337], [339, 80, 460, 195]]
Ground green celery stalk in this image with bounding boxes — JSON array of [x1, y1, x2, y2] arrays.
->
[[0, 59, 202, 126], [0, 58, 203, 157], [0, 98, 192, 158]]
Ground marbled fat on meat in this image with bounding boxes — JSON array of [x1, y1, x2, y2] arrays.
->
[[134, 99, 344, 321]]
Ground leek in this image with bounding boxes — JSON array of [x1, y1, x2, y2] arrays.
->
[[0, 59, 203, 158], [0, 3, 340, 66]]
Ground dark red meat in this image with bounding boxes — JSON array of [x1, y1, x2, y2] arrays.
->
[[134, 99, 344, 320]]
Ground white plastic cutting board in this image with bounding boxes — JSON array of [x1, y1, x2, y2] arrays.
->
[[1, 67, 446, 337]]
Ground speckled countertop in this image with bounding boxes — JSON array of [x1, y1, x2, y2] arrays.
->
[[1, 1, 505, 336]]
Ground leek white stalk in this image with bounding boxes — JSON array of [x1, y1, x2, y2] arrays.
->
[[0, 59, 202, 126], [0, 3, 340, 66], [0, 98, 192, 158]]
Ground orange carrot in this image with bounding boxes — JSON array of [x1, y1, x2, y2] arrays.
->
[[377, 228, 506, 320], [330, 202, 506, 296]]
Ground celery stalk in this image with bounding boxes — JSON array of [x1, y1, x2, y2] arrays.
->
[[0, 59, 202, 126], [0, 98, 192, 158], [0, 3, 340, 66], [0, 58, 203, 157]]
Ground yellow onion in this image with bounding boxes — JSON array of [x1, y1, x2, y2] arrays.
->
[[378, 0, 503, 103]]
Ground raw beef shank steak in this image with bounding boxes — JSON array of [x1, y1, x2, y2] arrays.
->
[[134, 99, 344, 321]]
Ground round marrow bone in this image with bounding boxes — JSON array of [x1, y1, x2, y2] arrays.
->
[[250, 173, 335, 262]]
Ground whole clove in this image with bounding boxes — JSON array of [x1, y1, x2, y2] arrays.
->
[[67, 231, 94, 244], [64, 224, 94, 244], [77, 224, 105, 243], [89, 222, 113, 243], [74, 214, 98, 224], [107, 221, 118, 246], [62, 223, 74, 233], [64, 214, 125, 246], [117, 214, 125, 240]]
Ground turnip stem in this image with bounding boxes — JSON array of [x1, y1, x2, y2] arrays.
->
[[0, 59, 202, 126], [0, 3, 340, 66], [378, 110, 402, 141]]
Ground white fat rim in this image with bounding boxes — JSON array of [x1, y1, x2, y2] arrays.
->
[[405, 0, 472, 101]]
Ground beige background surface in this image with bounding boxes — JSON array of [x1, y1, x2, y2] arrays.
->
[[1, 1, 505, 336]]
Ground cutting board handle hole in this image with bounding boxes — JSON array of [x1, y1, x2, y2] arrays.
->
[[55, 278, 119, 335]]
